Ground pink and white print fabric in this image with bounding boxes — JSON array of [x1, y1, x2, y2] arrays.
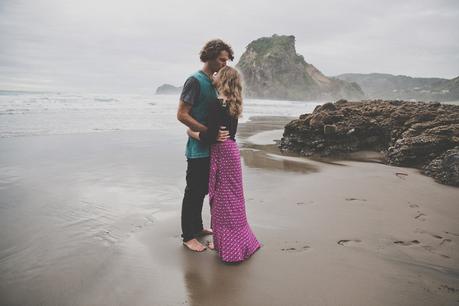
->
[[208, 139, 261, 263]]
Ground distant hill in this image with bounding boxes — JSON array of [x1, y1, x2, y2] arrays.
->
[[155, 84, 182, 95], [429, 76, 459, 101], [236, 34, 364, 101], [335, 73, 459, 101]]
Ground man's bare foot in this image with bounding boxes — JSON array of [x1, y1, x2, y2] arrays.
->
[[206, 241, 215, 250], [183, 239, 207, 252], [198, 228, 213, 236]]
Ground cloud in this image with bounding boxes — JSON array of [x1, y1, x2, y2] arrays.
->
[[0, 0, 458, 93]]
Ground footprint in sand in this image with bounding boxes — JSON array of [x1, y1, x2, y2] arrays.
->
[[296, 200, 315, 206], [281, 241, 311, 253], [95, 230, 120, 246], [395, 239, 451, 259], [421, 245, 451, 258], [408, 202, 419, 208], [444, 231, 459, 237], [414, 211, 427, 221], [440, 238, 452, 246], [281, 246, 311, 253], [437, 284, 457, 293], [345, 198, 367, 202], [393, 239, 420, 246], [337, 239, 362, 246], [421, 245, 434, 251], [414, 228, 443, 240], [395, 172, 408, 179]]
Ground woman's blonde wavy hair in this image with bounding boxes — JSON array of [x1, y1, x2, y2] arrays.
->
[[213, 66, 243, 118]]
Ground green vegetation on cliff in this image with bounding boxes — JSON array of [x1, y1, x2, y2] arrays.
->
[[236, 34, 364, 101]]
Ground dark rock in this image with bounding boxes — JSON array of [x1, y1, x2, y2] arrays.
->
[[423, 147, 459, 186], [324, 125, 337, 135], [320, 102, 337, 111], [156, 84, 182, 95], [279, 100, 459, 186]]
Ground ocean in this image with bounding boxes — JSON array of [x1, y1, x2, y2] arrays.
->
[[0, 92, 323, 138]]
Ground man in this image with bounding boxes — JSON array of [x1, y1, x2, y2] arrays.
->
[[177, 39, 233, 252]]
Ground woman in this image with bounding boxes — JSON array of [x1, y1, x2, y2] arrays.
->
[[187, 66, 261, 263]]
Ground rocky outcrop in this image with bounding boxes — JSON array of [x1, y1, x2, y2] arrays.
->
[[155, 84, 182, 95], [423, 147, 459, 186], [279, 100, 459, 186], [236, 34, 364, 101], [335, 73, 459, 102]]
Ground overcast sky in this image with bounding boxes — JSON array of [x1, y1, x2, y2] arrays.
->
[[1, 0, 458, 93]]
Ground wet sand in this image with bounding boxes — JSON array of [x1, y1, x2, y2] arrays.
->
[[0, 117, 458, 306]]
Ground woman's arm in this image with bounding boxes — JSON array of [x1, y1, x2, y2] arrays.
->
[[186, 99, 229, 143]]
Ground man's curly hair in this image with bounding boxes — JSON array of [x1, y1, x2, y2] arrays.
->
[[199, 39, 234, 62]]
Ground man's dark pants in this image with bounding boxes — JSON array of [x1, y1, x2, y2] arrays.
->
[[181, 157, 210, 242]]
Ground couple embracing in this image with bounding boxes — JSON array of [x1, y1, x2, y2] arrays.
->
[[176, 39, 261, 263]]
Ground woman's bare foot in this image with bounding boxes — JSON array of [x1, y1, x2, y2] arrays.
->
[[207, 241, 215, 250], [183, 239, 207, 252], [198, 228, 213, 236]]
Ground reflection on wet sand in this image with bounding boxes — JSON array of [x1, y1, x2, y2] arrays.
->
[[181, 238, 257, 306], [237, 116, 386, 173], [237, 116, 295, 139], [237, 117, 321, 173], [240, 147, 320, 174]]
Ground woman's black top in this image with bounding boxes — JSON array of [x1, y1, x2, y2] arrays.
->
[[199, 98, 238, 145]]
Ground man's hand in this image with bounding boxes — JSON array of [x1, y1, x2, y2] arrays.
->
[[187, 128, 200, 140], [217, 126, 230, 142]]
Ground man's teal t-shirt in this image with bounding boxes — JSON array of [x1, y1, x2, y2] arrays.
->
[[183, 71, 217, 159]]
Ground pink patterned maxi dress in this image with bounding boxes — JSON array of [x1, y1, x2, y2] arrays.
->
[[208, 139, 261, 263]]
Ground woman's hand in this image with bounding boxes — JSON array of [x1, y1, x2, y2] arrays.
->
[[187, 128, 200, 140], [216, 126, 229, 142]]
